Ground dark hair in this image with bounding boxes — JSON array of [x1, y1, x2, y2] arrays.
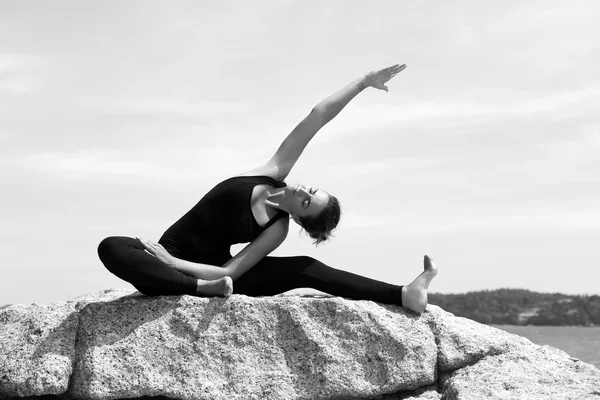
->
[[298, 194, 341, 246]]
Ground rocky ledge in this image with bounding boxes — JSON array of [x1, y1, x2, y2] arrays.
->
[[1, 289, 599, 400]]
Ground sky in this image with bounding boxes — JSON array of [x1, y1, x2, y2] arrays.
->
[[1, 0, 599, 305]]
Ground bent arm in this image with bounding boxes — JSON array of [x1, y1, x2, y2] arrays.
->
[[171, 218, 289, 281]]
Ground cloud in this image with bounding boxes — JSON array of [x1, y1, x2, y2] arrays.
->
[[12, 151, 180, 180], [79, 97, 252, 117], [339, 212, 393, 229], [487, 129, 600, 185], [0, 78, 34, 94], [341, 207, 600, 234], [311, 88, 600, 144], [538, 128, 600, 159], [8, 145, 257, 182], [0, 54, 31, 72], [315, 157, 447, 176], [0, 53, 45, 94]]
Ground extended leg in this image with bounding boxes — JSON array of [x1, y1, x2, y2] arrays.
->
[[234, 255, 438, 312], [234, 255, 404, 306], [97, 236, 231, 297]]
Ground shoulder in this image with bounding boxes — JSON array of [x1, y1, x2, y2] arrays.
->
[[260, 216, 289, 253], [243, 216, 289, 259], [262, 214, 290, 241]]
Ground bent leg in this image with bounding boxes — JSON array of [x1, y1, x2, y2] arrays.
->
[[234, 256, 404, 306], [97, 236, 197, 296]]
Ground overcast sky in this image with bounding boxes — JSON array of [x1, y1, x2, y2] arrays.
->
[[1, 0, 599, 305]]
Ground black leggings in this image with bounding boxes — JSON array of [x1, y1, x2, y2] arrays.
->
[[97, 236, 403, 306]]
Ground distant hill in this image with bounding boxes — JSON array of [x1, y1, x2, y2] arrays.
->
[[429, 289, 600, 326], [0, 304, 12, 310]]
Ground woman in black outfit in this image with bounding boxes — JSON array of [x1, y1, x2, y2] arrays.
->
[[98, 63, 438, 313]]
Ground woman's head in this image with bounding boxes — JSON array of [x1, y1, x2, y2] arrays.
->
[[283, 183, 341, 245]]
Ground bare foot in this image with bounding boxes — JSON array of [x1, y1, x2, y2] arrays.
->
[[195, 277, 233, 297], [401, 255, 439, 314]]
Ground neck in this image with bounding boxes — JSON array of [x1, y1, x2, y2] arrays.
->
[[265, 188, 291, 214]]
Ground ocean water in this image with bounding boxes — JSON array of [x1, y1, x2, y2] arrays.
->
[[492, 325, 600, 369]]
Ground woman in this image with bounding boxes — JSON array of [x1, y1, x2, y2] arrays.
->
[[98, 63, 438, 313]]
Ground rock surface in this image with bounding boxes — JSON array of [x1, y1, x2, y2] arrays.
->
[[441, 345, 600, 400], [1, 289, 599, 400]]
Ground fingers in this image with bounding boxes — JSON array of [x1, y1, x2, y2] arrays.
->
[[390, 65, 406, 76], [384, 64, 406, 77], [136, 237, 158, 257], [383, 64, 406, 73], [136, 236, 156, 250]]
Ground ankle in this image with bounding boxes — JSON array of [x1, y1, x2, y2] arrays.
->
[[402, 285, 428, 314], [195, 277, 233, 297]]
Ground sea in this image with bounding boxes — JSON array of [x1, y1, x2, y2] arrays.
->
[[492, 325, 600, 369]]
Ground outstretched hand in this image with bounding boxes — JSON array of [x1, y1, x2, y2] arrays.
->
[[365, 64, 407, 92], [136, 237, 176, 268]]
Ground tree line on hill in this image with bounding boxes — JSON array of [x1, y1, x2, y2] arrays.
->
[[429, 289, 600, 326]]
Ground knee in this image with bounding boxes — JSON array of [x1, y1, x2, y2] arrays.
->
[[97, 236, 121, 262], [252, 255, 324, 276], [292, 255, 316, 264], [288, 255, 324, 271]]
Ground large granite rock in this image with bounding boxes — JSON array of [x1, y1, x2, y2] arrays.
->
[[0, 290, 130, 398], [0, 302, 77, 397], [1, 289, 599, 400]]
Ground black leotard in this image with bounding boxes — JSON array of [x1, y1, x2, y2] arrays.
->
[[98, 175, 404, 306], [158, 175, 288, 266]]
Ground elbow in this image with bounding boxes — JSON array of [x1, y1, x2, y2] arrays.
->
[[309, 107, 329, 126], [311, 105, 325, 115], [311, 105, 326, 118]]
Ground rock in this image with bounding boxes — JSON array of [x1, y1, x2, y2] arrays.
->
[[440, 345, 600, 399], [70, 295, 436, 400], [68, 288, 143, 310], [0, 289, 139, 399], [0, 302, 78, 397], [424, 306, 534, 372], [1, 290, 599, 400], [378, 385, 442, 399]]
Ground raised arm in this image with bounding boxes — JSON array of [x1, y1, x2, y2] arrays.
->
[[247, 64, 407, 180]]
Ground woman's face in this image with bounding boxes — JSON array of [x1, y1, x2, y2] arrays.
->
[[285, 183, 329, 223]]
